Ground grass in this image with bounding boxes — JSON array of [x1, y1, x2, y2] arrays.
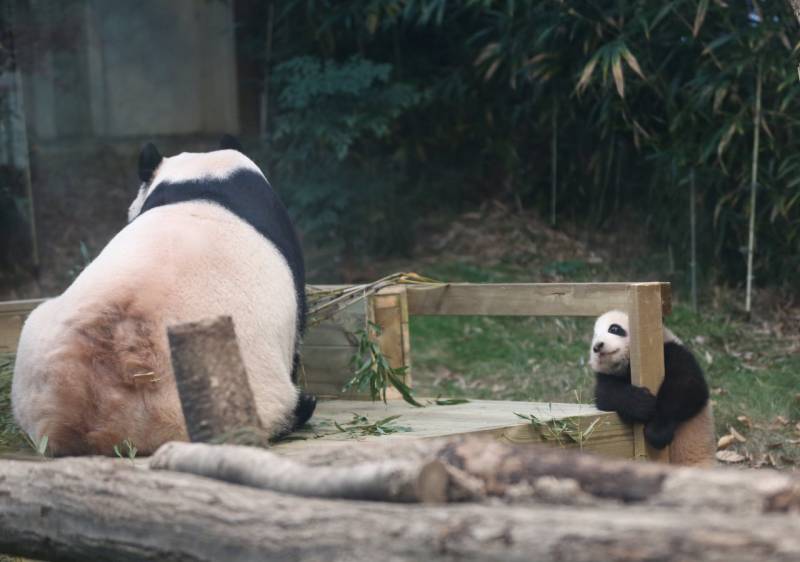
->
[[409, 261, 800, 468], [0, 355, 28, 454]]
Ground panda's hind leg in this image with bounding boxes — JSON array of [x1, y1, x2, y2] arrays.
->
[[644, 417, 678, 450]]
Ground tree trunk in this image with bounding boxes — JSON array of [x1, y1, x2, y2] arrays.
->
[[2, 451, 800, 562], [167, 316, 263, 443]]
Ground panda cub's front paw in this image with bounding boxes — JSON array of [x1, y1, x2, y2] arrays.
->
[[616, 387, 657, 424]]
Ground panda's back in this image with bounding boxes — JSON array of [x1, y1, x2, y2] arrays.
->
[[12, 201, 299, 455]]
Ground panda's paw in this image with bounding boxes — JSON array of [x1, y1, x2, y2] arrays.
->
[[617, 387, 657, 424], [644, 419, 677, 449], [292, 391, 317, 429]]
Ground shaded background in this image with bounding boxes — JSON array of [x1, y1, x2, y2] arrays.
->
[[0, 0, 798, 307]]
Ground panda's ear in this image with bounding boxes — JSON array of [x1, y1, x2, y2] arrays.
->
[[219, 134, 244, 153], [138, 142, 162, 183]]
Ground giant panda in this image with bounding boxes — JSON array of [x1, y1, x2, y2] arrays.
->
[[12, 136, 315, 456], [588, 310, 715, 466]]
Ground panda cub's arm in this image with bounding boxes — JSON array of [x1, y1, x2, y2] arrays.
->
[[644, 341, 710, 449], [594, 373, 657, 424]]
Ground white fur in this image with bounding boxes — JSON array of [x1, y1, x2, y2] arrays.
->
[[128, 150, 263, 222], [589, 310, 681, 374], [15, 176, 298, 455]]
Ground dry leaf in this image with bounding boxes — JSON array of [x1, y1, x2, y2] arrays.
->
[[716, 450, 746, 463], [729, 427, 747, 443], [768, 452, 778, 467], [767, 442, 784, 450], [704, 351, 713, 365], [794, 421, 800, 433], [717, 434, 735, 450], [772, 415, 790, 428], [737, 415, 752, 429]]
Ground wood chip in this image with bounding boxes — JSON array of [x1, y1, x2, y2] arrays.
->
[[773, 415, 790, 427], [716, 435, 735, 450], [729, 427, 747, 443], [715, 450, 746, 463]]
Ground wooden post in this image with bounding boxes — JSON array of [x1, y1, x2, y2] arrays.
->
[[627, 283, 670, 463], [369, 286, 412, 399], [167, 315, 263, 442]]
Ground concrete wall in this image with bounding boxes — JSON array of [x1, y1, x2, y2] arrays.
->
[[21, 0, 239, 140]]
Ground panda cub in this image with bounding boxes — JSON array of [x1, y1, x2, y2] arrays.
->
[[589, 310, 715, 466], [12, 136, 315, 456]]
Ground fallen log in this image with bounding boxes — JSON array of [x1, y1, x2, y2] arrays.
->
[[151, 437, 800, 512], [2, 454, 800, 562], [150, 441, 456, 502]]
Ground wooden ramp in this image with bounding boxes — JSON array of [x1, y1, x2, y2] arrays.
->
[[275, 399, 632, 459]]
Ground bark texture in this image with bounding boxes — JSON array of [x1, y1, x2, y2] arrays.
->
[[150, 441, 454, 503], [167, 315, 262, 442], [3, 454, 800, 562]]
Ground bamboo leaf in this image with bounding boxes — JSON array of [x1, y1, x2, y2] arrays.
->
[[612, 54, 625, 98], [620, 47, 645, 80], [576, 52, 601, 94], [693, 0, 709, 38]]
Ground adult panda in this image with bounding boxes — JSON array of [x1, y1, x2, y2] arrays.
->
[[12, 136, 315, 456], [588, 310, 715, 466]]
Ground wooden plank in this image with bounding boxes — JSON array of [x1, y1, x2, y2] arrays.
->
[[407, 283, 671, 317], [369, 286, 411, 389], [627, 283, 670, 463], [275, 399, 633, 460], [0, 298, 43, 354]]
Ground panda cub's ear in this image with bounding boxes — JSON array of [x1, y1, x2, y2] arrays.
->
[[138, 142, 162, 183], [219, 134, 244, 153]]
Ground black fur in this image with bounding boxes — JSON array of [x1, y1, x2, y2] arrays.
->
[[136, 142, 315, 426], [594, 341, 709, 449], [219, 134, 244, 152], [595, 373, 657, 424], [138, 142, 162, 183], [293, 391, 317, 429]]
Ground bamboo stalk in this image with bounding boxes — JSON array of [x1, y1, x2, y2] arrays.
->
[[690, 168, 697, 312], [745, 62, 762, 316], [551, 106, 558, 226]]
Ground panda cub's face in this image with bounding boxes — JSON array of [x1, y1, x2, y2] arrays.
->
[[589, 310, 631, 375]]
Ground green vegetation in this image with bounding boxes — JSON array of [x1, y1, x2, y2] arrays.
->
[[266, 0, 800, 290], [0, 356, 27, 453]]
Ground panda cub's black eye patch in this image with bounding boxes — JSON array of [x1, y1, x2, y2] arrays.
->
[[608, 324, 627, 337]]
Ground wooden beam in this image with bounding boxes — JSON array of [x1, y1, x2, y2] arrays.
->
[[369, 286, 412, 393], [407, 283, 671, 317], [0, 298, 42, 354], [167, 316, 262, 443], [627, 283, 669, 463]]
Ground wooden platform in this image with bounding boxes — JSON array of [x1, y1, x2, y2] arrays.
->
[[275, 399, 632, 459], [0, 281, 669, 462]]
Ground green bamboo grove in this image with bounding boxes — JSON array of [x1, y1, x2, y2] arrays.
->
[[257, 0, 799, 292]]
